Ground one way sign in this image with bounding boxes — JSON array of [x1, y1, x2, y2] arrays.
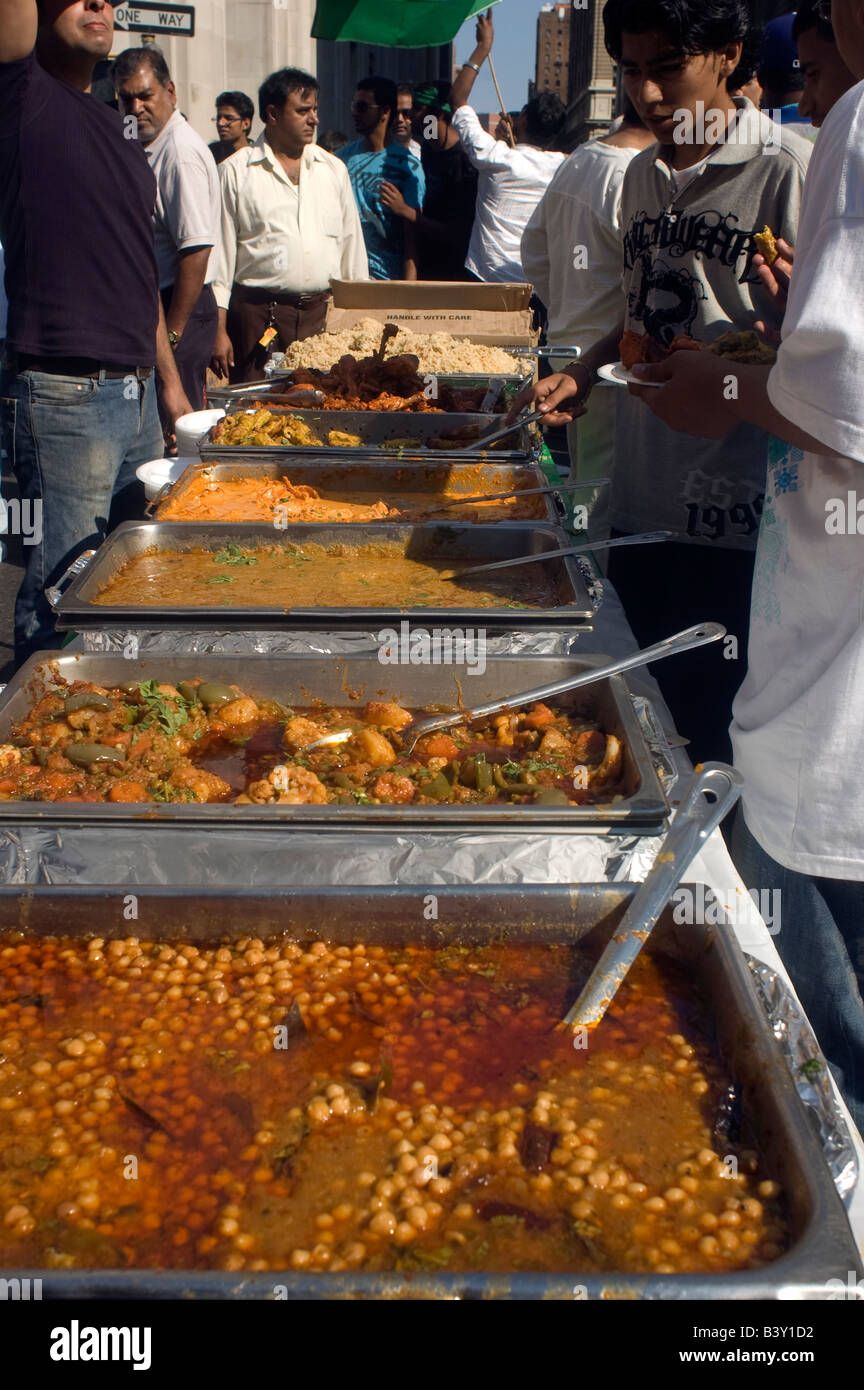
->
[[113, 3, 195, 35]]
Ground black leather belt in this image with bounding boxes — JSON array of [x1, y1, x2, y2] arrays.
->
[[230, 286, 330, 308], [4, 354, 153, 379]]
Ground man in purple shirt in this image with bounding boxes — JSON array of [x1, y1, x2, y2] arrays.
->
[[0, 0, 192, 662]]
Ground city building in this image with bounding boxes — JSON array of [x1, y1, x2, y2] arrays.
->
[[108, 0, 449, 142], [530, 3, 570, 101]]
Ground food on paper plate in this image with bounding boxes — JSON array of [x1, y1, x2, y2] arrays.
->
[[0, 680, 625, 806], [753, 225, 779, 264], [0, 928, 789, 1274], [619, 328, 776, 369]]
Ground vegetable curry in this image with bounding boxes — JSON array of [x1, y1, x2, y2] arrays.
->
[[0, 679, 626, 807], [92, 541, 558, 611]]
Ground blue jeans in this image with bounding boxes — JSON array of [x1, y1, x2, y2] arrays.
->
[[0, 368, 163, 663], [730, 807, 864, 1136]]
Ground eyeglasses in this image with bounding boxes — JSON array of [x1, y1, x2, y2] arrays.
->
[[213, 115, 242, 124], [351, 100, 379, 114], [813, 0, 831, 18]]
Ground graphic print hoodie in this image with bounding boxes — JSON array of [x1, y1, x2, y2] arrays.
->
[[609, 99, 812, 549]]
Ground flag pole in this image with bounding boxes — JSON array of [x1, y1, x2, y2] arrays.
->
[[487, 54, 515, 146]]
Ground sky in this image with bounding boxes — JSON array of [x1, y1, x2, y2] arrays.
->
[[452, 0, 544, 115]]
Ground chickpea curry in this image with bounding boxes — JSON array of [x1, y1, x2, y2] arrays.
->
[[92, 542, 558, 611], [0, 679, 626, 807], [0, 931, 789, 1277]]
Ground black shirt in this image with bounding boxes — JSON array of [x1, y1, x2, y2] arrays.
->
[[0, 53, 159, 363], [418, 139, 477, 281], [209, 139, 236, 165]]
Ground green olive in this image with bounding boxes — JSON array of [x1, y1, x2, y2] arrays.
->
[[65, 742, 127, 767], [534, 788, 571, 806], [34, 747, 49, 767], [64, 692, 114, 714], [196, 682, 236, 710], [177, 681, 200, 704]]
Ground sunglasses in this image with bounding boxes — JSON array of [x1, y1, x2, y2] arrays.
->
[[351, 100, 379, 114]]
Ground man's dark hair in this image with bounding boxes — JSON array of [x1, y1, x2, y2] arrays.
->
[[603, 0, 750, 65], [112, 46, 171, 89], [728, 23, 763, 93], [792, 1, 836, 44], [318, 129, 348, 152], [216, 90, 254, 122], [413, 78, 453, 119], [397, 83, 414, 97], [258, 68, 319, 122], [523, 91, 566, 148], [356, 75, 398, 118]]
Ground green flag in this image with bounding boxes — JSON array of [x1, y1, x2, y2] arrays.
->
[[312, 0, 499, 48]]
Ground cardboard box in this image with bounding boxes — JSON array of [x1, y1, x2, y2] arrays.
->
[[326, 279, 538, 349]]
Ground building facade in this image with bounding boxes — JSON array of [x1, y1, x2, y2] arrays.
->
[[111, 0, 449, 142], [531, 3, 571, 101]]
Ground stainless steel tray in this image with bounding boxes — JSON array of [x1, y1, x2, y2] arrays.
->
[[0, 884, 858, 1300], [199, 408, 539, 462], [155, 459, 563, 526], [0, 652, 665, 830], [206, 373, 533, 413], [51, 521, 597, 631]]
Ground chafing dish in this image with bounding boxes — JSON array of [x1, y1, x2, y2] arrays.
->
[[0, 652, 665, 831], [0, 884, 858, 1300], [50, 522, 598, 633], [198, 408, 541, 462], [153, 459, 564, 526]]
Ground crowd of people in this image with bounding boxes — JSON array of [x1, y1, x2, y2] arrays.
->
[[0, 0, 862, 1132]]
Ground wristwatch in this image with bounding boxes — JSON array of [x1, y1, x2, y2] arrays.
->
[[168, 330, 182, 349], [464, 60, 482, 73]]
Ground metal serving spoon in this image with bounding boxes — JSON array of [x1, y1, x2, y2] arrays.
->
[[454, 408, 547, 453], [296, 621, 725, 756], [441, 529, 672, 580], [420, 476, 610, 516], [560, 763, 743, 1032]]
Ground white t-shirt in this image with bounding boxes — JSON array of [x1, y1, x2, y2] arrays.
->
[[452, 104, 564, 282], [521, 138, 641, 357], [730, 79, 864, 881], [146, 110, 221, 290]]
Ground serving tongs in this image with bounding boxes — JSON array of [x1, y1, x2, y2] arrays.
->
[[420, 476, 610, 516], [441, 529, 672, 580], [454, 408, 547, 453], [298, 621, 726, 756], [560, 762, 743, 1032]]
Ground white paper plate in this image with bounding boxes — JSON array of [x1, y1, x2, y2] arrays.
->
[[597, 362, 663, 388], [135, 458, 198, 501]]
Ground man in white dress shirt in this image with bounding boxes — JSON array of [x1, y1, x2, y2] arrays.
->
[[211, 67, 368, 383], [115, 47, 220, 415], [449, 9, 566, 284]]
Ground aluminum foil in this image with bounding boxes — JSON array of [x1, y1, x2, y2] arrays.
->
[[78, 628, 589, 658], [747, 956, 859, 1205], [0, 825, 664, 889]]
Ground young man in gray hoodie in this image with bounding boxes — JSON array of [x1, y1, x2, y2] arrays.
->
[[515, 0, 812, 764]]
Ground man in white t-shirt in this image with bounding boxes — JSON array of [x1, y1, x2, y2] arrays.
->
[[521, 98, 654, 535], [626, 0, 864, 1132], [449, 10, 565, 284], [115, 47, 220, 416]]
